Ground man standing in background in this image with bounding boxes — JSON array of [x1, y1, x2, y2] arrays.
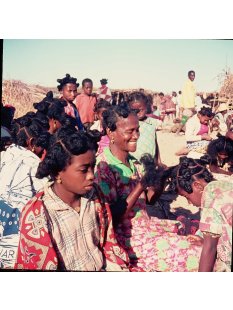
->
[[176, 70, 196, 135]]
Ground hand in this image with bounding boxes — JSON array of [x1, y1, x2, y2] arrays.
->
[[187, 235, 203, 246], [201, 134, 212, 141]]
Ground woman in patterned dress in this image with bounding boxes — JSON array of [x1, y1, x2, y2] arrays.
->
[[168, 156, 232, 271], [15, 128, 129, 271], [95, 103, 203, 271], [0, 115, 50, 269]]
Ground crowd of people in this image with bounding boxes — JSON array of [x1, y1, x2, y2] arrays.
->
[[0, 71, 232, 272]]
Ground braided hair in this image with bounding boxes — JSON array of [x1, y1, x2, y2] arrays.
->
[[207, 135, 233, 166], [198, 106, 215, 118], [57, 74, 79, 91], [168, 156, 213, 194], [11, 115, 51, 151], [102, 102, 135, 133], [128, 91, 151, 113], [36, 128, 101, 180]]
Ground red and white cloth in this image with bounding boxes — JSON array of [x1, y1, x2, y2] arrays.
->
[[97, 85, 112, 103]]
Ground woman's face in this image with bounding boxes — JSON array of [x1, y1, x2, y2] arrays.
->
[[58, 150, 96, 196], [111, 113, 140, 153], [198, 114, 212, 125], [130, 100, 147, 120]]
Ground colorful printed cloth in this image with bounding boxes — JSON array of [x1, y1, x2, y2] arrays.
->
[[200, 180, 233, 272], [0, 144, 45, 269], [15, 183, 129, 271], [97, 85, 112, 102], [95, 148, 202, 271], [129, 117, 158, 161]]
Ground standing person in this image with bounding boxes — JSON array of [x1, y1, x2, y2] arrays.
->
[[128, 92, 163, 165], [97, 78, 112, 103], [0, 116, 50, 269], [57, 73, 83, 130], [176, 70, 196, 135], [15, 129, 129, 271], [169, 156, 232, 272], [75, 78, 97, 131], [177, 90, 182, 118]]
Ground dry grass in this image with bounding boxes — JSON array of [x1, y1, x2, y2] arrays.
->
[[2, 80, 58, 118]]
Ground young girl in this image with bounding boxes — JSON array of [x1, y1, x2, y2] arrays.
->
[[128, 91, 163, 165], [168, 156, 232, 272], [15, 128, 128, 271], [90, 99, 111, 156]]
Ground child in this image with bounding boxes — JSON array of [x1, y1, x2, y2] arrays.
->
[[90, 99, 111, 156], [15, 129, 129, 271], [128, 92, 163, 165], [57, 74, 83, 130], [75, 78, 97, 130]]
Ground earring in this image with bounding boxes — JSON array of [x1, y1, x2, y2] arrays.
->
[[56, 177, 62, 184], [53, 123, 57, 130], [32, 147, 35, 152], [111, 137, 115, 144]]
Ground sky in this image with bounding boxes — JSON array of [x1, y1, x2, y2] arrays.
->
[[3, 39, 233, 94]]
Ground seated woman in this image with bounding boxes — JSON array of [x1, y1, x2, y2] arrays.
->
[[175, 107, 214, 158], [168, 156, 232, 272], [15, 129, 129, 271], [95, 103, 202, 272], [0, 115, 50, 269], [206, 135, 233, 178]]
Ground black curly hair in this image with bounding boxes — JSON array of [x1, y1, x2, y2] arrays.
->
[[168, 156, 213, 194], [198, 106, 215, 118], [93, 99, 111, 113], [33, 92, 69, 129], [102, 102, 135, 133], [140, 153, 167, 193], [128, 91, 152, 114], [11, 115, 51, 151], [57, 74, 79, 91], [206, 135, 233, 166], [82, 78, 93, 87], [36, 128, 101, 180]]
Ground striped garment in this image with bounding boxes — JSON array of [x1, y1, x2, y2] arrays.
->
[[129, 117, 158, 161]]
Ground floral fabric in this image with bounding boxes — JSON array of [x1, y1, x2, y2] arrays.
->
[[200, 180, 233, 272], [95, 147, 202, 271], [15, 184, 129, 271]]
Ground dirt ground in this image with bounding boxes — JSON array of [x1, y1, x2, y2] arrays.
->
[[156, 129, 186, 167], [154, 128, 199, 214]]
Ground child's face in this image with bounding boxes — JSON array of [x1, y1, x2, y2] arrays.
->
[[130, 100, 147, 120], [83, 82, 93, 96], [97, 108, 107, 123]]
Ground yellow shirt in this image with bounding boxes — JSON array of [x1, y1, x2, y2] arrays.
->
[[181, 79, 196, 109]]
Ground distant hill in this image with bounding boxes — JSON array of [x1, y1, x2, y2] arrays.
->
[[2, 80, 59, 118]]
